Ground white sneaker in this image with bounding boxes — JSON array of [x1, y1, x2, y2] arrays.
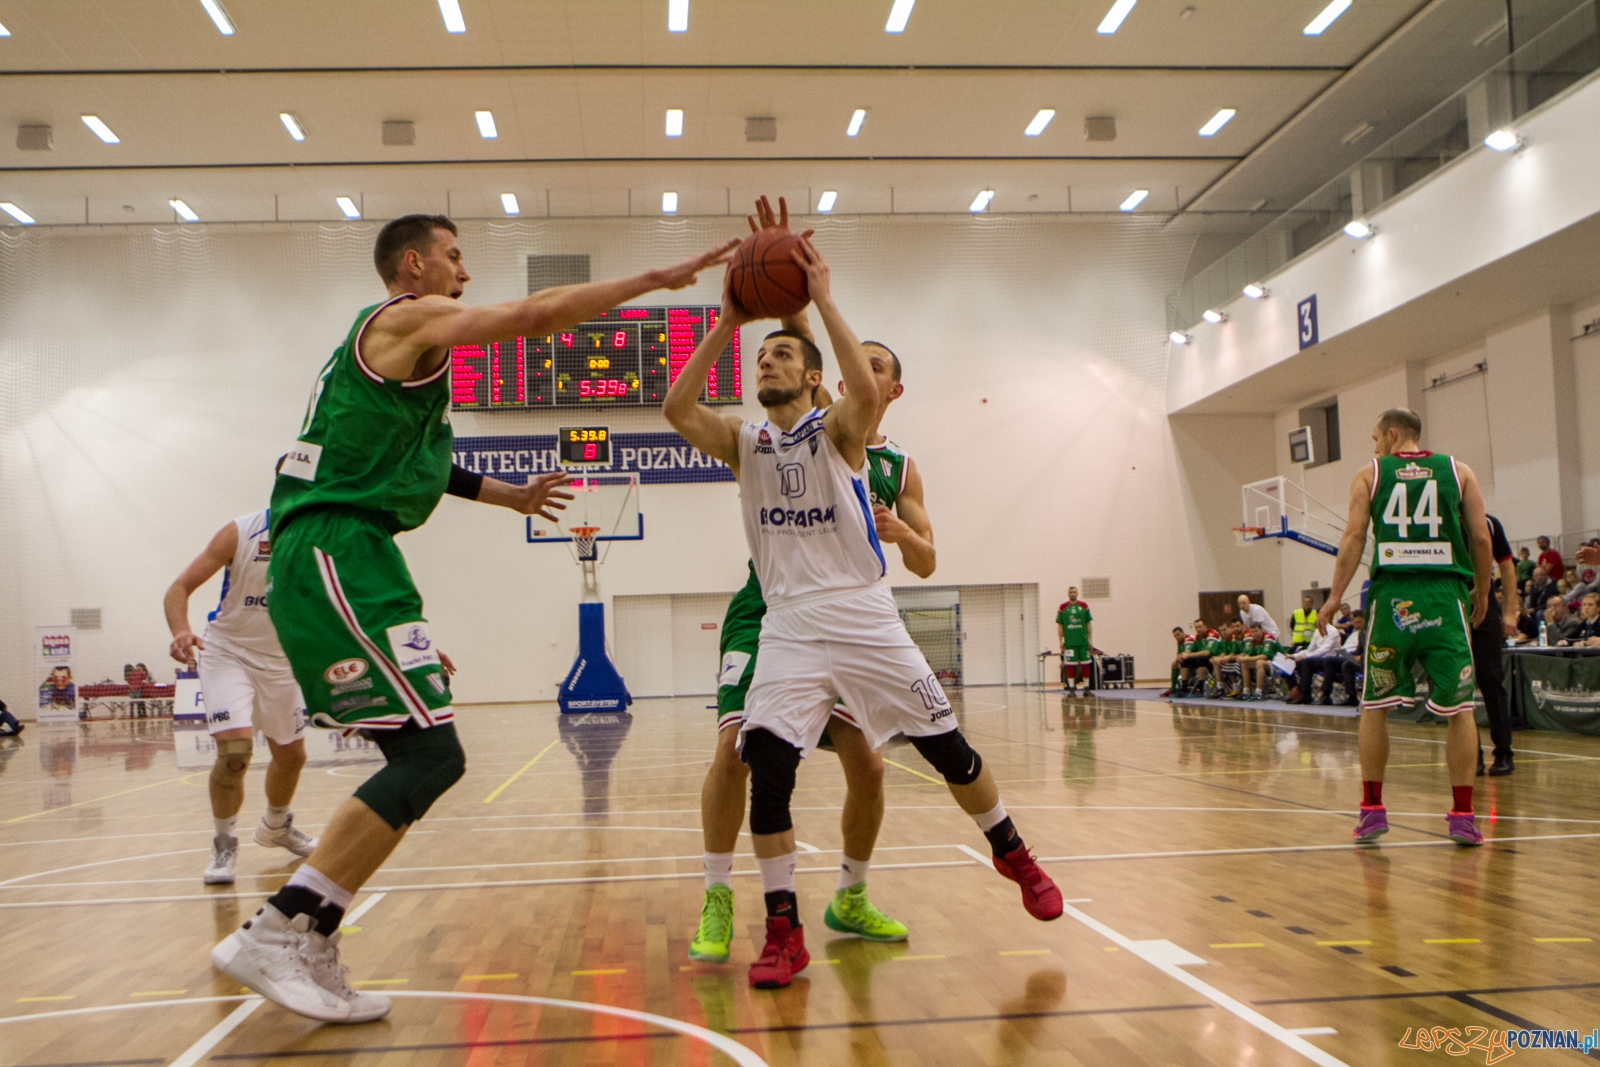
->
[[211, 904, 352, 1022], [255, 814, 318, 857], [204, 834, 238, 885], [304, 928, 391, 1023]]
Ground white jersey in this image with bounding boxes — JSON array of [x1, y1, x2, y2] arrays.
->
[[738, 409, 886, 609], [203, 509, 287, 666]]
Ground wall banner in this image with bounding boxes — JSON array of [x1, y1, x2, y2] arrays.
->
[[452, 432, 733, 486]]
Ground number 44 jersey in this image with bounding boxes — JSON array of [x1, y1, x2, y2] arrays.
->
[[1368, 451, 1474, 583]]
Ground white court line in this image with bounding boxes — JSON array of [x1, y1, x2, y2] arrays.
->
[[472, 824, 705, 834], [954, 843, 990, 865], [1033, 832, 1600, 864], [166, 997, 264, 1067], [0, 848, 210, 887], [1291, 1027, 1340, 1036], [343, 891, 386, 926], [1057, 901, 1349, 1067], [0, 994, 255, 1025]]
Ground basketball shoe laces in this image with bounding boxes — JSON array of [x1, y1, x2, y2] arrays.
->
[[303, 929, 358, 1000], [756, 917, 795, 968], [697, 887, 734, 945]]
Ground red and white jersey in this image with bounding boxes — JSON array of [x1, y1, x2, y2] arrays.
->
[[738, 409, 886, 609], [203, 509, 288, 667]]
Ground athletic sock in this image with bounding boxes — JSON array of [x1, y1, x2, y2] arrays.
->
[[973, 802, 1022, 855], [1170, 667, 1179, 688], [1362, 781, 1383, 807], [286, 865, 354, 910], [263, 804, 290, 830], [838, 855, 870, 891], [214, 815, 238, 838], [757, 852, 799, 927], [1451, 785, 1474, 815], [703, 851, 735, 891], [311, 902, 346, 937], [265, 883, 324, 922]]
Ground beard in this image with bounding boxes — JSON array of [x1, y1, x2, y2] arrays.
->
[[758, 383, 807, 408]]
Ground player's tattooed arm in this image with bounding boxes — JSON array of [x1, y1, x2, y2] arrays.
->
[[797, 238, 877, 468], [1320, 464, 1375, 635], [1457, 460, 1494, 628], [664, 268, 747, 475], [875, 456, 936, 578], [164, 520, 238, 666]]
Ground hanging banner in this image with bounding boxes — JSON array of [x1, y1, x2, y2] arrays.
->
[[452, 431, 733, 486], [35, 626, 80, 724]]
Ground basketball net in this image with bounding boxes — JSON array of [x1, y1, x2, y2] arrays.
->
[[571, 526, 602, 562], [1232, 525, 1265, 546]]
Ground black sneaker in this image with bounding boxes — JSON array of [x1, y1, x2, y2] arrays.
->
[[1489, 753, 1514, 776]]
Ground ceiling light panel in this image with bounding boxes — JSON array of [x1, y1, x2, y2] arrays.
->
[[1119, 189, 1148, 211], [501, 193, 520, 215], [885, 0, 916, 33], [1024, 109, 1055, 137], [665, 109, 684, 137], [1098, 0, 1136, 34], [1485, 129, 1519, 151], [1198, 108, 1235, 137], [198, 0, 234, 35], [279, 113, 306, 141], [170, 199, 199, 222], [0, 20, 11, 36], [969, 189, 994, 213], [1303, 0, 1350, 36], [1243, 283, 1267, 299], [668, 0, 688, 32], [817, 191, 838, 213], [475, 110, 498, 139], [336, 196, 361, 219], [662, 192, 679, 213], [847, 109, 867, 137], [0, 202, 35, 224], [82, 116, 119, 144], [438, 0, 466, 34], [1202, 309, 1226, 324]]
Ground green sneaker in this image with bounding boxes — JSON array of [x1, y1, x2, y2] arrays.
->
[[689, 884, 735, 962], [823, 883, 909, 942]]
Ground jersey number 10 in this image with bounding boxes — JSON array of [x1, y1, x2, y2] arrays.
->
[[1381, 479, 1441, 539]]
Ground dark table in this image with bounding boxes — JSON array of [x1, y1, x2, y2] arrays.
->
[[1502, 645, 1600, 735]]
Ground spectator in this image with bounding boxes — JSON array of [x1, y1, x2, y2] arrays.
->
[[1330, 601, 1355, 639], [0, 698, 22, 737], [1294, 610, 1365, 707], [1537, 535, 1565, 581], [1290, 621, 1345, 704], [1173, 618, 1218, 697], [1524, 566, 1559, 615], [1573, 593, 1600, 646], [1515, 546, 1536, 588], [1164, 626, 1189, 696], [1236, 594, 1279, 640], [1213, 622, 1248, 698], [1548, 596, 1585, 645], [1289, 594, 1319, 651]]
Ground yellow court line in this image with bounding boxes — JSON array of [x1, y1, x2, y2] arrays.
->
[[1424, 938, 1481, 945], [1315, 941, 1372, 947], [482, 740, 560, 803], [812, 959, 841, 966], [1102, 946, 1121, 952], [129, 990, 187, 997], [17, 996, 74, 1003], [338, 926, 364, 934], [893, 954, 947, 961], [351, 979, 409, 986], [1534, 937, 1592, 943], [998, 949, 1052, 956], [572, 968, 626, 976], [882, 758, 942, 785], [4, 775, 191, 824], [462, 973, 519, 981], [1210, 943, 1265, 949]]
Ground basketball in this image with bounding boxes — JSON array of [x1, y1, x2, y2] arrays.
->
[[729, 228, 810, 319]]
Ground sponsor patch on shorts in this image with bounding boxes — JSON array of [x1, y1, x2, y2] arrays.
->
[[718, 650, 752, 688], [387, 621, 441, 673], [280, 441, 322, 481], [325, 658, 368, 685]]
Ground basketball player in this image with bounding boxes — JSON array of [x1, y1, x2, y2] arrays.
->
[[692, 198, 932, 964], [666, 233, 1061, 990], [1055, 589, 1093, 695], [1320, 408, 1492, 846], [165, 501, 318, 884], [209, 213, 737, 1023]]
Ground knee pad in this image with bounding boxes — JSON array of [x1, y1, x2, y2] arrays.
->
[[210, 737, 254, 788], [355, 723, 467, 830], [741, 728, 802, 835], [910, 730, 983, 786]]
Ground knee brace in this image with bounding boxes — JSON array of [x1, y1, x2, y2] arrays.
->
[[355, 723, 467, 830], [910, 730, 983, 786], [741, 728, 802, 835], [210, 737, 254, 788]]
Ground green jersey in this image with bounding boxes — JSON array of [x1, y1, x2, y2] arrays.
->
[[1056, 601, 1092, 644], [1369, 451, 1473, 583], [1183, 635, 1214, 655], [273, 295, 453, 535], [865, 439, 908, 509], [1246, 638, 1281, 657]]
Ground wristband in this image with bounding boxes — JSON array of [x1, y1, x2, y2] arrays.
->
[[447, 465, 484, 501]]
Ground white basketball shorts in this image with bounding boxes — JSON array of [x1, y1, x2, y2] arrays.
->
[[201, 648, 307, 745], [741, 584, 956, 754]]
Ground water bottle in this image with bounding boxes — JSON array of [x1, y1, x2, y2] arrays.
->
[[1539, 618, 1549, 647]]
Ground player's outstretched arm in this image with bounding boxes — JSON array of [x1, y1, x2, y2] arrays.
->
[[797, 238, 876, 466], [874, 456, 937, 578], [1457, 461, 1494, 627], [164, 521, 237, 666], [1320, 466, 1373, 634], [448, 465, 575, 522], [664, 276, 746, 472]]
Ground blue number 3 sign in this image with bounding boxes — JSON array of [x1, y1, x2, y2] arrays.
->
[[1297, 294, 1319, 350]]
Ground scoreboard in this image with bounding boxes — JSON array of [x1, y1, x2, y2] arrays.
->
[[449, 305, 741, 410]]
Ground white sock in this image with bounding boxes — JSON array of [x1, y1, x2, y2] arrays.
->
[[756, 852, 797, 895], [286, 864, 354, 910], [838, 855, 870, 891], [972, 801, 1008, 834], [263, 804, 290, 829], [703, 851, 734, 890], [213, 815, 237, 838]]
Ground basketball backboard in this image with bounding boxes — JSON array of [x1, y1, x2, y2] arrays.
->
[[527, 472, 643, 555], [1238, 476, 1344, 555]]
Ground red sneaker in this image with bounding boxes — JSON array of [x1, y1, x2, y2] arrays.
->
[[748, 916, 809, 989], [993, 846, 1063, 921]]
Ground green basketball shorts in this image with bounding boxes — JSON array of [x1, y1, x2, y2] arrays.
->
[[715, 566, 767, 726], [1062, 643, 1092, 663], [268, 508, 453, 730], [1362, 574, 1475, 716]]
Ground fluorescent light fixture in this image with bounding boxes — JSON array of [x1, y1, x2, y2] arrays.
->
[[969, 189, 995, 213], [1098, 0, 1137, 34], [668, 0, 688, 32], [336, 196, 361, 219], [1169, 331, 1191, 345], [279, 113, 306, 141], [817, 190, 838, 213], [1485, 128, 1520, 151], [1343, 219, 1373, 238], [501, 193, 520, 215], [665, 109, 684, 137], [1242, 283, 1268, 299], [847, 109, 867, 137], [0, 202, 35, 225], [1024, 109, 1056, 137], [1303, 0, 1350, 36], [1119, 188, 1148, 211], [82, 115, 120, 144], [885, 0, 916, 33], [1202, 309, 1227, 324], [1198, 108, 1236, 137], [0, 20, 10, 36], [169, 199, 199, 222], [198, 0, 235, 34], [438, 0, 466, 33], [662, 191, 679, 213], [475, 110, 498, 138]]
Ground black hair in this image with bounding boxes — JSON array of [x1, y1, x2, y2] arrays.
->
[[862, 340, 902, 382], [764, 330, 822, 373], [1376, 407, 1423, 441], [374, 214, 458, 283]]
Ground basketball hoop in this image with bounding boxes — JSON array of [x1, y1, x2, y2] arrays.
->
[[571, 526, 602, 562], [1232, 525, 1265, 546]]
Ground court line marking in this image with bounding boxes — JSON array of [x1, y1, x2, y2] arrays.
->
[[882, 758, 942, 784], [1534, 937, 1592, 943], [1423, 938, 1481, 945], [343, 892, 386, 927], [571, 968, 625, 976], [3, 776, 194, 825], [1031, 832, 1600, 864], [1057, 901, 1350, 1067], [1291, 1027, 1339, 1036], [130, 990, 188, 998], [18, 996, 74, 1003], [997, 949, 1052, 956], [0, 849, 211, 888], [166, 997, 263, 1067], [481, 739, 560, 803]]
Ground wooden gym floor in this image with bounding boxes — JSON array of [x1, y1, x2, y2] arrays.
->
[[2, 690, 1598, 1066]]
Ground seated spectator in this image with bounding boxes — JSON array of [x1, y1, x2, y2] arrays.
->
[[1330, 602, 1355, 639], [1293, 612, 1364, 706], [1573, 593, 1600, 646], [1515, 546, 1536, 589], [1165, 625, 1189, 696], [1549, 596, 1586, 645], [1524, 567, 1559, 615], [1173, 618, 1219, 697], [0, 698, 22, 737], [1238, 626, 1285, 701], [1537, 535, 1565, 581], [1236, 594, 1280, 640], [1289, 622, 1344, 704]]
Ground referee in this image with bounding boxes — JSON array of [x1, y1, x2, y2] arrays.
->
[[1474, 514, 1520, 776]]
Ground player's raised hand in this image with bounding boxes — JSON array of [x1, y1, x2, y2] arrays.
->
[[792, 235, 831, 303], [170, 631, 204, 667], [747, 195, 814, 241], [506, 471, 575, 521], [654, 239, 742, 291], [873, 504, 913, 544]]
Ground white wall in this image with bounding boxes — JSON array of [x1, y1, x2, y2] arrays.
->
[[0, 213, 1199, 707]]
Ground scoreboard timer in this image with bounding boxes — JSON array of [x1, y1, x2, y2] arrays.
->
[[449, 305, 741, 410], [558, 426, 611, 467]]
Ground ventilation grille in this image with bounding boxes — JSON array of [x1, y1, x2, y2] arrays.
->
[[381, 120, 415, 146], [527, 254, 591, 294], [70, 608, 102, 630], [1080, 578, 1111, 600], [745, 116, 777, 142]]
